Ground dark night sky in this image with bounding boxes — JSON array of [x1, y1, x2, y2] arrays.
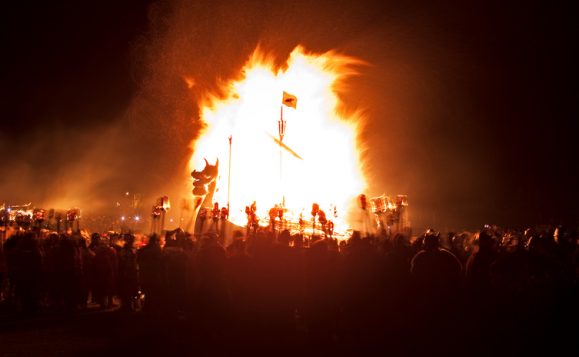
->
[[1, 0, 577, 231]]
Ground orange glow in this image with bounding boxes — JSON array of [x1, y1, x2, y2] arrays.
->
[[189, 46, 367, 232]]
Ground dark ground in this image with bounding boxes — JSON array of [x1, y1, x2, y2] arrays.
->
[[2, 304, 577, 357], [1, 306, 226, 356], [0, 303, 321, 356]]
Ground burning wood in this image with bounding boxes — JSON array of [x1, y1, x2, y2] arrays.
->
[[189, 46, 367, 234]]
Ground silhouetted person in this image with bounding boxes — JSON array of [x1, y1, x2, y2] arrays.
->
[[450, 232, 470, 266], [225, 237, 253, 339], [13, 232, 42, 315], [260, 229, 299, 342], [55, 234, 81, 314], [340, 231, 382, 343], [466, 230, 496, 294], [411, 229, 463, 293], [92, 234, 118, 309], [137, 234, 163, 313], [410, 229, 463, 352], [196, 233, 227, 337], [0, 241, 7, 304], [304, 238, 340, 345], [44, 232, 61, 310], [3, 233, 19, 308], [382, 233, 413, 332], [118, 234, 139, 312], [162, 235, 187, 315], [78, 237, 93, 309]]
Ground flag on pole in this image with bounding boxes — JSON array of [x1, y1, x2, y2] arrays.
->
[[282, 91, 297, 109]]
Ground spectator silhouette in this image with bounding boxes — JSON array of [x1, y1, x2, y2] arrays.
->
[[78, 236, 93, 309], [12, 232, 42, 315], [196, 232, 227, 337], [162, 235, 188, 315], [466, 229, 496, 294], [118, 234, 139, 312], [91, 234, 118, 309], [410, 229, 463, 352], [137, 234, 163, 314]]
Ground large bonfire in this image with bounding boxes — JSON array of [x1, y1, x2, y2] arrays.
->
[[189, 46, 367, 233]]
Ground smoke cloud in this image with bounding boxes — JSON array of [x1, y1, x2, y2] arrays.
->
[[2, 0, 576, 232]]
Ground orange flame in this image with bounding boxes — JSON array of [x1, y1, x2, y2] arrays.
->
[[189, 46, 367, 231]]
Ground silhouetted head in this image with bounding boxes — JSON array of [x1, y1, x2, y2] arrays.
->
[[423, 228, 440, 250], [554, 225, 569, 245], [350, 230, 362, 242], [227, 239, 246, 255], [165, 237, 177, 247], [524, 227, 536, 239], [90, 233, 101, 245], [174, 228, 185, 240], [477, 229, 493, 249], [123, 234, 135, 247], [279, 229, 291, 246], [525, 235, 537, 251], [393, 233, 408, 249], [232, 230, 244, 240], [79, 237, 88, 249], [48, 232, 59, 245], [148, 234, 160, 246]]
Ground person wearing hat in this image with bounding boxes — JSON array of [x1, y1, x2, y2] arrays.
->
[[410, 228, 463, 293]]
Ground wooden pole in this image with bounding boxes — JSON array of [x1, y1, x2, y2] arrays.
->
[[228, 135, 232, 214], [279, 105, 286, 207]]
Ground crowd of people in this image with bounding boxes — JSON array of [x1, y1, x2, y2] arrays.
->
[[0, 222, 577, 353]]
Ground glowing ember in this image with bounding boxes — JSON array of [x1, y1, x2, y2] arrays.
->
[[189, 46, 367, 231]]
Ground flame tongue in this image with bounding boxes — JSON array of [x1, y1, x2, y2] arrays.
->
[[189, 46, 367, 230]]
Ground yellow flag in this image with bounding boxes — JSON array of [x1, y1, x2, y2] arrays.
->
[[282, 91, 297, 109]]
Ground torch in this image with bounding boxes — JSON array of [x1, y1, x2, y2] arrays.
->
[[311, 203, 320, 238], [160, 196, 170, 235], [151, 205, 162, 234], [33, 208, 45, 231], [66, 208, 81, 232]]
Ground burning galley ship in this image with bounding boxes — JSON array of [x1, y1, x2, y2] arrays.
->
[[187, 46, 409, 238]]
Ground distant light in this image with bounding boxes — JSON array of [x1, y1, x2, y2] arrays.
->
[[121, 216, 126, 221], [134, 216, 140, 221], [169, 218, 174, 223], [125, 191, 130, 196]]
